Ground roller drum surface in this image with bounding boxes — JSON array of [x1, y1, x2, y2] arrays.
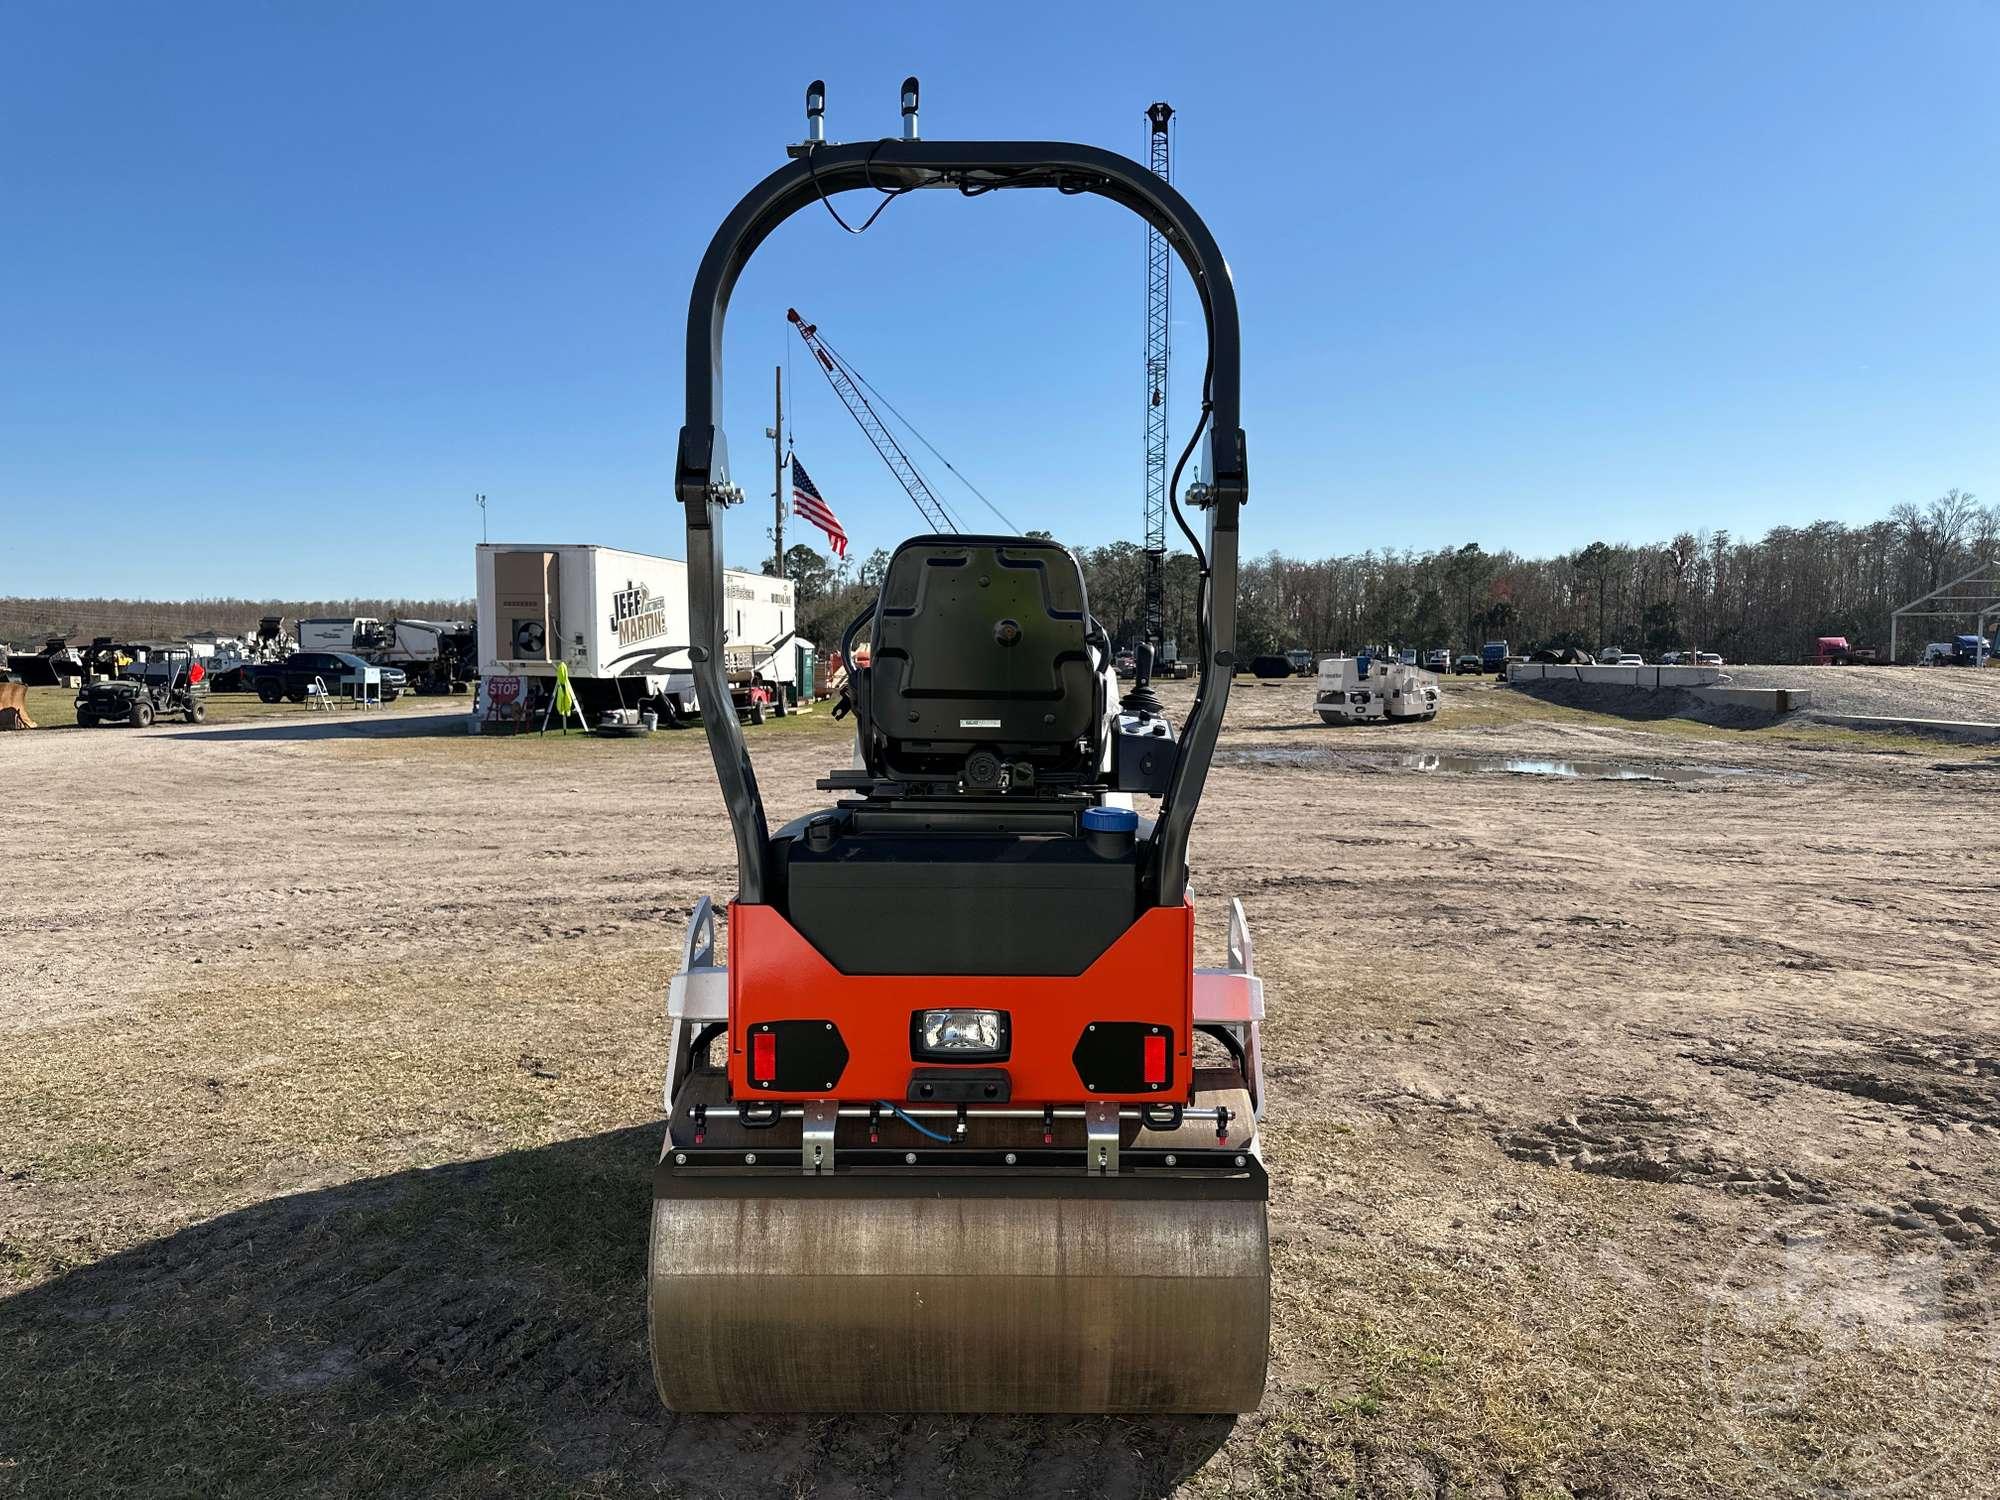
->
[[649, 1181, 1269, 1413]]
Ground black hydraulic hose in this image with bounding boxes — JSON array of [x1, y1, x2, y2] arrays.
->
[[839, 601, 877, 680], [1164, 350, 1217, 732], [689, 1022, 727, 1068], [837, 599, 879, 743], [1197, 1023, 1249, 1076], [806, 138, 911, 234], [1167, 359, 1214, 575]]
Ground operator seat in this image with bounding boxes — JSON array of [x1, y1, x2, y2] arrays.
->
[[848, 535, 1106, 789], [775, 535, 1137, 976]]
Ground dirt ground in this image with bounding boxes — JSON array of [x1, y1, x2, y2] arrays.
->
[[3, 678, 1997, 1499]]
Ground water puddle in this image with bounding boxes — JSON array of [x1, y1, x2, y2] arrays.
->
[[1399, 753, 1734, 783], [1215, 747, 1337, 768], [1214, 745, 1760, 783]]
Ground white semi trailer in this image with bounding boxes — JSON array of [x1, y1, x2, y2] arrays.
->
[[474, 543, 796, 722]]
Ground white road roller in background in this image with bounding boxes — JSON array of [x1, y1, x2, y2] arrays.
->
[[1314, 653, 1440, 725]]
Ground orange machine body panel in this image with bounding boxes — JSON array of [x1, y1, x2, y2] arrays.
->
[[727, 900, 1194, 1105]]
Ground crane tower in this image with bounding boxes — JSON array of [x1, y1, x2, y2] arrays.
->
[[1142, 101, 1173, 650], [788, 307, 958, 535]]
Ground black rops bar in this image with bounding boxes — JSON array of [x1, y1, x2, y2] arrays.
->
[[675, 135, 1248, 907]]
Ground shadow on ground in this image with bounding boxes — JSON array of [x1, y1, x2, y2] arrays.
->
[[0, 1126, 1234, 1499], [159, 710, 468, 743], [1508, 678, 1790, 728]]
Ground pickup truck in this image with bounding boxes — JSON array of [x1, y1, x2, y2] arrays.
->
[[252, 651, 407, 703]]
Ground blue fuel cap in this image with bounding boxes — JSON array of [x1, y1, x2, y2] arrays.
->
[[1081, 806, 1139, 833]]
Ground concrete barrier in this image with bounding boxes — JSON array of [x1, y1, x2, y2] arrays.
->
[[1505, 662, 1723, 688], [1501, 666, 1809, 718]]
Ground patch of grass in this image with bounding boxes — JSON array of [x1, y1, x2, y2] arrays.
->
[[18, 684, 451, 731], [1435, 682, 1583, 731], [0, 1237, 90, 1288], [0, 1122, 668, 1500], [12, 1136, 136, 1184], [336, 700, 849, 761]]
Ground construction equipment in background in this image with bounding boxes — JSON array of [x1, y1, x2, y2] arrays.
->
[[649, 80, 1267, 1414], [296, 616, 389, 654], [787, 308, 956, 535], [0, 680, 33, 729], [1314, 654, 1441, 724], [786, 307, 1022, 545], [377, 619, 477, 694], [297, 616, 476, 694], [1815, 635, 1880, 666], [5, 637, 84, 688]]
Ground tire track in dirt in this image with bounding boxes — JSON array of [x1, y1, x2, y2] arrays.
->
[[1693, 1032, 2000, 1130], [1499, 1095, 1835, 1200]]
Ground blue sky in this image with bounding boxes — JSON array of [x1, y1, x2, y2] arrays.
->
[[3, 2, 1994, 599]]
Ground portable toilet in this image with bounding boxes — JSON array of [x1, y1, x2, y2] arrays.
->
[[793, 641, 817, 705]]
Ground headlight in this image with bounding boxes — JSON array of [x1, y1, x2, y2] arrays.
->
[[912, 1008, 1010, 1061]]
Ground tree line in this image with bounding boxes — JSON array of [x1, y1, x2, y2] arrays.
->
[[19, 485, 1983, 666], [778, 488, 1992, 665]]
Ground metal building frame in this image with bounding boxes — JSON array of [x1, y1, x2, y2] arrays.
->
[[1889, 559, 2000, 662]]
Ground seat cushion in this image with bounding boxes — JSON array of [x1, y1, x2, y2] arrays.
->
[[869, 537, 1097, 777]]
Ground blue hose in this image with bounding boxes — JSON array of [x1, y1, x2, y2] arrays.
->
[[881, 1101, 953, 1143]]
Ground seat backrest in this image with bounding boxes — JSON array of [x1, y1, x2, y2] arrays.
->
[[865, 536, 1100, 781]]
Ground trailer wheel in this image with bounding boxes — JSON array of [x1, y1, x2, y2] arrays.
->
[[772, 693, 787, 718], [132, 701, 154, 728]]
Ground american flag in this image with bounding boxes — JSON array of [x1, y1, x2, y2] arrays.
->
[[790, 455, 848, 558]]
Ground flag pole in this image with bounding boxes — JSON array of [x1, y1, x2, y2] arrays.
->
[[770, 364, 785, 578]]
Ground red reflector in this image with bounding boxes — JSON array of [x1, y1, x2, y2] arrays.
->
[[1143, 1033, 1168, 1085], [751, 1031, 776, 1082]]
